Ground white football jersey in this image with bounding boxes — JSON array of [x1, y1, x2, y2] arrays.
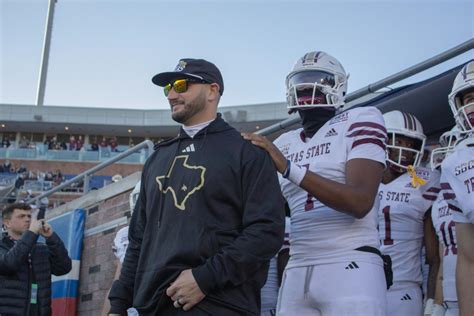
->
[[113, 226, 129, 264], [440, 139, 474, 224], [274, 107, 387, 268], [431, 191, 458, 301], [261, 217, 291, 313], [377, 167, 440, 285]]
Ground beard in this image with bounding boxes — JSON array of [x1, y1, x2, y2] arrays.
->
[[171, 92, 207, 125]]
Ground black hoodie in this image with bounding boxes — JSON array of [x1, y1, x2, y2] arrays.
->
[[109, 115, 285, 315]]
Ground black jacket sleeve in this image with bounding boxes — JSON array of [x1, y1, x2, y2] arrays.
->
[[46, 232, 72, 276], [108, 177, 147, 314], [192, 148, 285, 293], [0, 230, 38, 274]]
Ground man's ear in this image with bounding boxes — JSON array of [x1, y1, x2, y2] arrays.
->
[[208, 83, 221, 102], [2, 219, 10, 229]]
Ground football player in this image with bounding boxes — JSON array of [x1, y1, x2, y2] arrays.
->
[[101, 181, 141, 316], [428, 127, 462, 316], [243, 51, 387, 315], [378, 110, 440, 316], [440, 61, 474, 316]]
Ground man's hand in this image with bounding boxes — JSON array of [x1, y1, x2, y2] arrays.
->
[[28, 209, 43, 235], [39, 221, 53, 238], [166, 269, 205, 311], [241, 133, 287, 173]]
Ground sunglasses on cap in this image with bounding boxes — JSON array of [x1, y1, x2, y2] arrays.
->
[[163, 78, 209, 96]]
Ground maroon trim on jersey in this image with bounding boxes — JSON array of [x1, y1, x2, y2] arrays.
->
[[422, 194, 437, 201], [351, 138, 385, 150], [348, 121, 387, 134], [426, 187, 441, 193], [443, 193, 456, 200], [447, 203, 462, 213], [346, 129, 387, 140], [440, 182, 452, 190]]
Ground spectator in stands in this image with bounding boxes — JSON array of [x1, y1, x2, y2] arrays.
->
[[14, 173, 26, 189], [2, 160, 12, 173], [76, 135, 84, 151], [44, 172, 54, 182], [16, 164, 27, 174], [90, 139, 99, 151], [110, 137, 119, 152], [52, 169, 63, 187], [19, 136, 29, 149], [1, 137, 10, 148], [68, 136, 77, 151], [100, 137, 110, 156], [59, 141, 67, 150], [0, 203, 72, 315]]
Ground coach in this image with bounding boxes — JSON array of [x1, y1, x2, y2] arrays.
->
[[108, 58, 285, 315]]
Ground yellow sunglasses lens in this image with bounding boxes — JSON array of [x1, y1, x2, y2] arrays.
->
[[173, 79, 188, 93], [163, 79, 189, 96]]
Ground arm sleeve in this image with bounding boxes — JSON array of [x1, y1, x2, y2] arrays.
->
[[0, 230, 38, 273], [46, 232, 72, 276], [109, 174, 147, 313], [192, 148, 286, 294], [346, 107, 387, 166]]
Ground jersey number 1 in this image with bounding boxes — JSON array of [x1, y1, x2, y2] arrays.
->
[[383, 206, 394, 245]]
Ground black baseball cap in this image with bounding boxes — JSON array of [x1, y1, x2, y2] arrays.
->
[[152, 58, 224, 95]]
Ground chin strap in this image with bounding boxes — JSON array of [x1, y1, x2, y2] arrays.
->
[[407, 165, 426, 188]]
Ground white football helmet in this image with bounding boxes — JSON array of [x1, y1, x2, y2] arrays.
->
[[383, 110, 426, 171], [129, 181, 141, 215], [448, 61, 474, 133], [286, 51, 348, 111], [430, 126, 459, 170]]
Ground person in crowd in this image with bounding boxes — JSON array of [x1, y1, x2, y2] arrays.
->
[[108, 58, 285, 315], [0, 203, 72, 315], [243, 51, 388, 315], [1, 137, 11, 148]]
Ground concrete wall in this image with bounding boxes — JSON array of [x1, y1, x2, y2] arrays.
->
[[47, 172, 141, 316]]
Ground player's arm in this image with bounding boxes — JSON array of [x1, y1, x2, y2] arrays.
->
[[455, 222, 474, 316], [424, 209, 440, 300], [299, 158, 383, 218], [241, 133, 383, 218]]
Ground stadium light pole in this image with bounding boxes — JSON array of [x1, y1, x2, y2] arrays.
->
[[36, 0, 58, 106]]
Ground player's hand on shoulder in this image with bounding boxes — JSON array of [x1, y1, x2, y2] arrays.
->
[[241, 133, 287, 173]]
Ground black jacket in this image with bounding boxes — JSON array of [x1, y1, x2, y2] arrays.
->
[[0, 230, 72, 316], [110, 116, 285, 315]]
